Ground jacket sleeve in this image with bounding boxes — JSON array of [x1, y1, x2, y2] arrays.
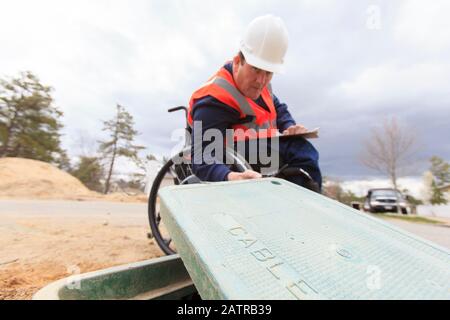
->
[[273, 94, 296, 132], [190, 96, 242, 182]]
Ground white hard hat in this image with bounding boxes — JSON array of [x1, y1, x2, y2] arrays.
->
[[240, 15, 289, 74]]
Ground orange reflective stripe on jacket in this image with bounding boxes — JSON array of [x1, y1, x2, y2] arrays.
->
[[188, 65, 278, 141]]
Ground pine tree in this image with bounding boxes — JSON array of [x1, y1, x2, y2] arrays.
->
[[98, 104, 145, 194], [429, 156, 449, 205], [71, 156, 104, 192], [430, 156, 450, 187], [0, 71, 66, 165], [430, 180, 447, 205]]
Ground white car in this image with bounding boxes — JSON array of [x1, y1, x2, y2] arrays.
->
[[363, 188, 410, 214]]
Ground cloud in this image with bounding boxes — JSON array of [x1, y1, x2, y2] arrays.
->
[[336, 63, 450, 111], [394, 0, 450, 54]]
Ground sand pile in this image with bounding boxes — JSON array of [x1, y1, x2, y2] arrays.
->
[[0, 157, 148, 202], [0, 157, 97, 200]]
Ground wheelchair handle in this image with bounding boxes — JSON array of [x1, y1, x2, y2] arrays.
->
[[168, 106, 189, 133], [168, 106, 188, 114]]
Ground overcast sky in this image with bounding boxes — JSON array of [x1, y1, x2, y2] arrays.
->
[[1, 0, 449, 191]]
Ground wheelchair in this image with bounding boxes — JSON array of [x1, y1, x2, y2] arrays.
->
[[148, 106, 318, 255]]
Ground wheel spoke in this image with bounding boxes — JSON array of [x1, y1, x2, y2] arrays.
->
[[180, 164, 187, 180], [170, 166, 182, 184]]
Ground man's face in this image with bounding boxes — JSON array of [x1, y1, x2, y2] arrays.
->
[[233, 55, 273, 100]]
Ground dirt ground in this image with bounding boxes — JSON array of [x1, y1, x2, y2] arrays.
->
[[0, 157, 162, 300], [0, 208, 163, 300]]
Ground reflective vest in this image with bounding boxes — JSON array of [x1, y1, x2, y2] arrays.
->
[[188, 65, 278, 141]]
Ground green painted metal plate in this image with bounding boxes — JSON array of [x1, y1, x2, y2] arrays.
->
[[33, 255, 196, 300], [159, 178, 450, 300]]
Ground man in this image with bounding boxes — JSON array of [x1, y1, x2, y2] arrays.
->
[[187, 15, 322, 192]]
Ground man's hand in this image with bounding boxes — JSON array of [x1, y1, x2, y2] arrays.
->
[[282, 124, 308, 136], [227, 169, 262, 181]]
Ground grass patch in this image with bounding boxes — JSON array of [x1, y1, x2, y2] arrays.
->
[[377, 213, 441, 225]]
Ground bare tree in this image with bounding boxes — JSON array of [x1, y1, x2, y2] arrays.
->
[[360, 117, 417, 192]]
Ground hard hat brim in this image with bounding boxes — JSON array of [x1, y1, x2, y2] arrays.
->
[[241, 48, 285, 74]]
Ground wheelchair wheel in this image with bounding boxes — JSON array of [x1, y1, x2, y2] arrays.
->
[[148, 147, 251, 255]]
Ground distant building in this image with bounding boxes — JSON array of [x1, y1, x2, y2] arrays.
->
[[416, 184, 450, 218], [438, 183, 450, 202]]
